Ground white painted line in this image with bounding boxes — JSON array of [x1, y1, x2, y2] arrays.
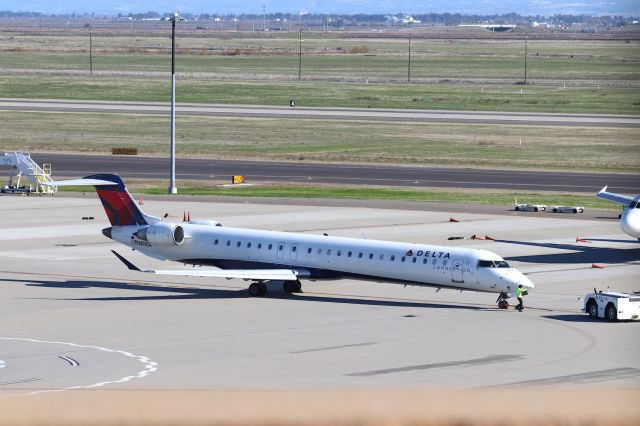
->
[[0, 337, 158, 398], [0, 360, 5, 368]]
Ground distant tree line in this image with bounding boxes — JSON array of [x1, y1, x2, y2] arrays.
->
[[0, 10, 637, 27]]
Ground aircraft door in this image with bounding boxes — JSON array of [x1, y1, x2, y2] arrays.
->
[[451, 259, 464, 283], [290, 243, 299, 261], [276, 242, 285, 260]]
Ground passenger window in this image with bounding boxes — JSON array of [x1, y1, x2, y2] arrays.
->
[[226, 240, 231, 246], [390, 255, 395, 261], [308, 247, 312, 254], [214, 239, 218, 245], [326, 249, 331, 255], [292, 246, 297, 252], [379, 254, 384, 261], [368, 253, 373, 259], [247, 242, 252, 248], [268, 244, 273, 250], [237, 241, 241, 247], [358, 253, 363, 258], [337, 250, 342, 256], [401, 257, 406, 262], [348, 251, 352, 257], [412, 257, 417, 263], [278, 244, 284, 251], [258, 243, 262, 249], [423, 258, 428, 264]]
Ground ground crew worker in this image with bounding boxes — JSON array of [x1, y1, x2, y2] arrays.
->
[[515, 284, 525, 311]]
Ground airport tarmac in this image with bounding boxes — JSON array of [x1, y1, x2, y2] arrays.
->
[[0, 193, 638, 422]]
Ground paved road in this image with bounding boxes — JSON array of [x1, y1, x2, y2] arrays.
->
[[28, 153, 640, 194], [1, 98, 639, 128]]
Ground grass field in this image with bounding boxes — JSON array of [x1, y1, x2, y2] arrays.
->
[[2, 111, 638, 172], [1, 76, 639, 114], [1, 31, 639, 114], [60, 182, 618, 210], [2, 34, 638, 82]]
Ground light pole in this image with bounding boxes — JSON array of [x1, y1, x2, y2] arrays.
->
[[168, 12, 183, 195], [298, 28, 302, 79], [89, 27, 93, 76], [407, 36, 411, 83], [524, 32, 528, 85]]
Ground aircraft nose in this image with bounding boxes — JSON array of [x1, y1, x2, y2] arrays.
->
[[520, 273, 534, 289], [620, 210, 640, 238]]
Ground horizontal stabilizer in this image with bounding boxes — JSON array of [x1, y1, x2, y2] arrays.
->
[[43, 178, 117, 187], [596, 186, 634, 206], [111, 250, 299, 281]]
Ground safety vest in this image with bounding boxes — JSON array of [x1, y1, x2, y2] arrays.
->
[[516, 287, 525, 298]]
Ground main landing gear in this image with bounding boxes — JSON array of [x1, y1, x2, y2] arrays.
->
[[248, 282, 267, 297], [248, 280, 302, 297], [496, 292, 509, 309]]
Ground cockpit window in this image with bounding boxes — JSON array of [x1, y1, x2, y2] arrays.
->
[[478, 260, 511, 268]]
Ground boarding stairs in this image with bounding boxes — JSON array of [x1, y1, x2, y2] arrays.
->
[[1, 152, 55, 195]]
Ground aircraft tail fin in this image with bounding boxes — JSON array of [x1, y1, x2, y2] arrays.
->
[[83, 174, 159, 226]]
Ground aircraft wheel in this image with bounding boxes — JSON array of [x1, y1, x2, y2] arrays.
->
[[249, 282, 267, 297], [605, 303, 617, 321], [498, 299, 509, 309], [283, 280, 302, 293]]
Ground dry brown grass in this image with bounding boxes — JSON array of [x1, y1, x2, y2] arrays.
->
[[0, 388, 637, 425]]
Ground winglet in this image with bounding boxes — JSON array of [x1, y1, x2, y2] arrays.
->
[[599, 186, 607, 193], [111, 250, 142, 272]]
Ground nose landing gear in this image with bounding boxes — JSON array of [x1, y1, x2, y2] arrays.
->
[[496, 292, 509, 309]]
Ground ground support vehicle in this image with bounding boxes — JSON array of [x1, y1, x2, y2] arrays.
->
[[583, 291, 640, 321], [550, 206, 584, 213]]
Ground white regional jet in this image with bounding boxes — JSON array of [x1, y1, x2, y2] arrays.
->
[[597, 186, 640, 240], [59, 174, 533, 308]]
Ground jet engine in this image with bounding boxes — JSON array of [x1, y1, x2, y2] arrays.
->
[[135, 223, 185, 245]]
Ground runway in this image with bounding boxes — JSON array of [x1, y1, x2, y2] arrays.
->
[[0, 194, 638, 398], [29, 152, 640, 193], [2, 98, 639, 128]]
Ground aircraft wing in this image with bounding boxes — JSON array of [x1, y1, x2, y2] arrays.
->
[[112, 250, 300, 281], [596, 186, 634, 206]]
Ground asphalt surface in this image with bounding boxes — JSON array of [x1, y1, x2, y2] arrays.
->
[[2, 98, 640, 128], [28, 153, 640, 194], [1, 196, 638, 400]]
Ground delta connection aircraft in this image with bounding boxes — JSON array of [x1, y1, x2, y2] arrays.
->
[[55, 174, 533, 308], [597, 186, 640, 240]]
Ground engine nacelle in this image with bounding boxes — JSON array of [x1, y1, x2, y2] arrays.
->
[[135, 223, 185, 245], [188, 219, 223, 227]]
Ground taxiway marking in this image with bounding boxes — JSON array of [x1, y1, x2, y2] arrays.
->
[[0, 337, 158, 398]]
